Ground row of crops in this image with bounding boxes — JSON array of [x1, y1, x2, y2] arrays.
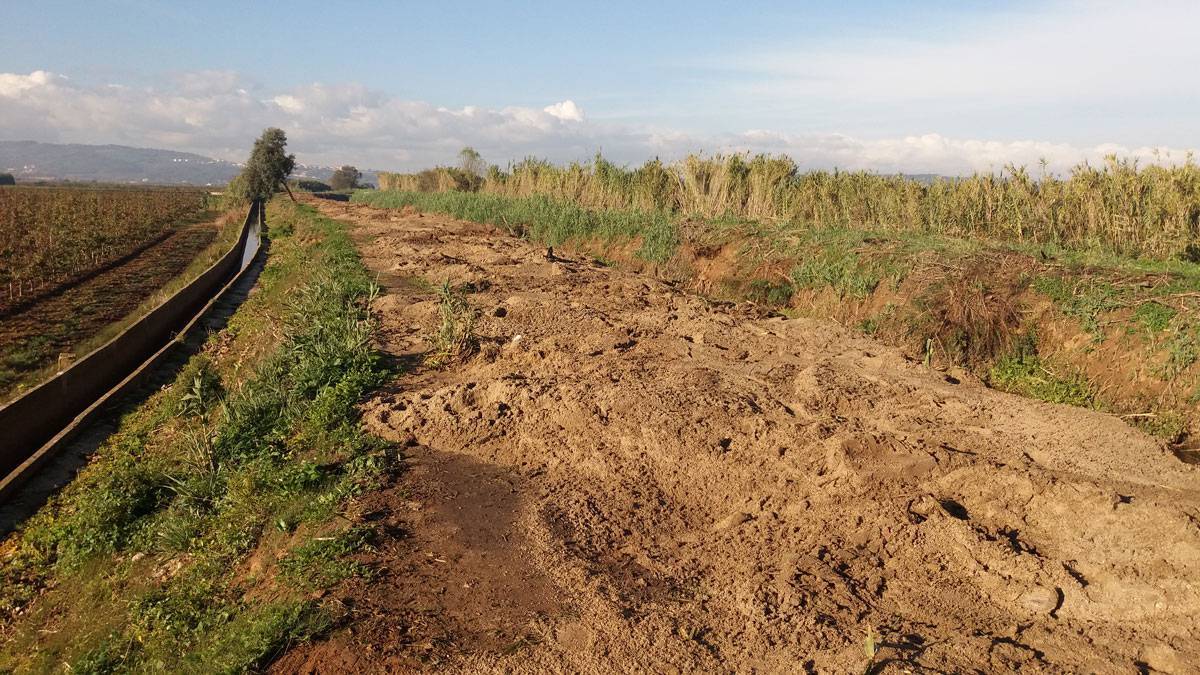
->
[[0, 186, 210, 308]]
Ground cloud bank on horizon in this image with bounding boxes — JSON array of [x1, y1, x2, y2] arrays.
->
[[0, 64, 1193, 177]]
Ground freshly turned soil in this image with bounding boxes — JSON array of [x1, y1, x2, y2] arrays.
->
[[273, 198, 1200, 674]]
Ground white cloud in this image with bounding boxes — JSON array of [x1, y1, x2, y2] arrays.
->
[[272, 94, 304, 114], [692, 130, 1195, 175], [0, 68, 1193, 175], [0, 70, 63, 97], [543, 100, 584, 122], [724, 2, 1200, 102]]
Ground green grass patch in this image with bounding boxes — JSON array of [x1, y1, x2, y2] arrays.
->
[[745, 278, 795, 306], [856, 304, 900, 337], [790, 246, 884, 299], [988, 345, 1097, 408], [353, 189, 680, 263], [1032, 276, 1126, 337], [0, 198, 393, 672], [278, 525, 376, 589], [784, 226, 958, 299], [1159, 323, 1200, 380], [1133, 301, 1177, 333], [1129, 411, 1188, 442]]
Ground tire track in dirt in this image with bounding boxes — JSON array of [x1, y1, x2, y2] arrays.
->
[[279, 199, 1200, 674]]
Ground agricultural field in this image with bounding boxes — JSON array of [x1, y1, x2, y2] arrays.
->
[[0, 186, 235, 398], [0, 198, 387, 672], [0, 186, 211, 307]]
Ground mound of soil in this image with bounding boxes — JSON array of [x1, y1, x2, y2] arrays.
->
[[281, 199, 1200, 673]]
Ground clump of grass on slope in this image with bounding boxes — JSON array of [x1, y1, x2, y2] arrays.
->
[[0, 199, 393, 673], [788, 227, 911, 299], [987, 336, 1096, 408], [1032, 275, 1126, 338]]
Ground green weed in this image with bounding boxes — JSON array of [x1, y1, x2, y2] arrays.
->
[[1159, 323, 1199, 380], [278, 526, 375, 589], [746, 279, 795, 306], [791, 247, 883, 298], [785, 228, 911, 299], [1032, 276, 1125, 337], [857, 304, 898, 337], [429, 280, 478, 365], [1132, 301, 1177, 333], [1129, 411, 1188, 442]]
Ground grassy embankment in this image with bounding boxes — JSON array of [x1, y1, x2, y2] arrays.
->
[[0, 198, 392, 671], [361, 154, 1200, 442]]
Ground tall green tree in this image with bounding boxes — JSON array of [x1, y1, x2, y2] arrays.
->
[[231, 128, 296, 201], [0, 173, 15, 186], [330, 165, 362, 191]]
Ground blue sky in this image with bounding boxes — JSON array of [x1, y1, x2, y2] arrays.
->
[[2, 1, 1197, 173]]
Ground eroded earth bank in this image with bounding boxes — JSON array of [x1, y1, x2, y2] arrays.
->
[[278, 198, 1200, 673]]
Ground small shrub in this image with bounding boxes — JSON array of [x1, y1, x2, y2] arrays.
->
[[293, 179, 331, 193], [909, 267, 1023, 366], [174, 357, 223, 418]]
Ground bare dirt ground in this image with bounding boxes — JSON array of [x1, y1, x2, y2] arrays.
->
[[279, 199, 1200, 673]]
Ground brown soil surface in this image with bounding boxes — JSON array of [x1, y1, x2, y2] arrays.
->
[[564, 232, 1200, 442], [0, 222, 219, 398], [280, 199, 1200, 673]]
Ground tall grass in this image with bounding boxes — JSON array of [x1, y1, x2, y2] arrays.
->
[[379, 153, 1200, 260]]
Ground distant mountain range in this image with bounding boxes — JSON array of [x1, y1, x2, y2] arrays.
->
[[0, 140, 952, 187], [0, 140, 377, 186]]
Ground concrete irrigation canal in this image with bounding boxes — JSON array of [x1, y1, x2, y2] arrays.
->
[[0, 200, 265, 502]]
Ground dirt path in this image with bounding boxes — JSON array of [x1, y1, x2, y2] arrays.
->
[[0, 221, 219, 398], [280, 199, 1200, 673]]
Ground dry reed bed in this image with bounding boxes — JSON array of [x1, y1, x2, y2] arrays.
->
[[380, 153, 1200, 261]]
